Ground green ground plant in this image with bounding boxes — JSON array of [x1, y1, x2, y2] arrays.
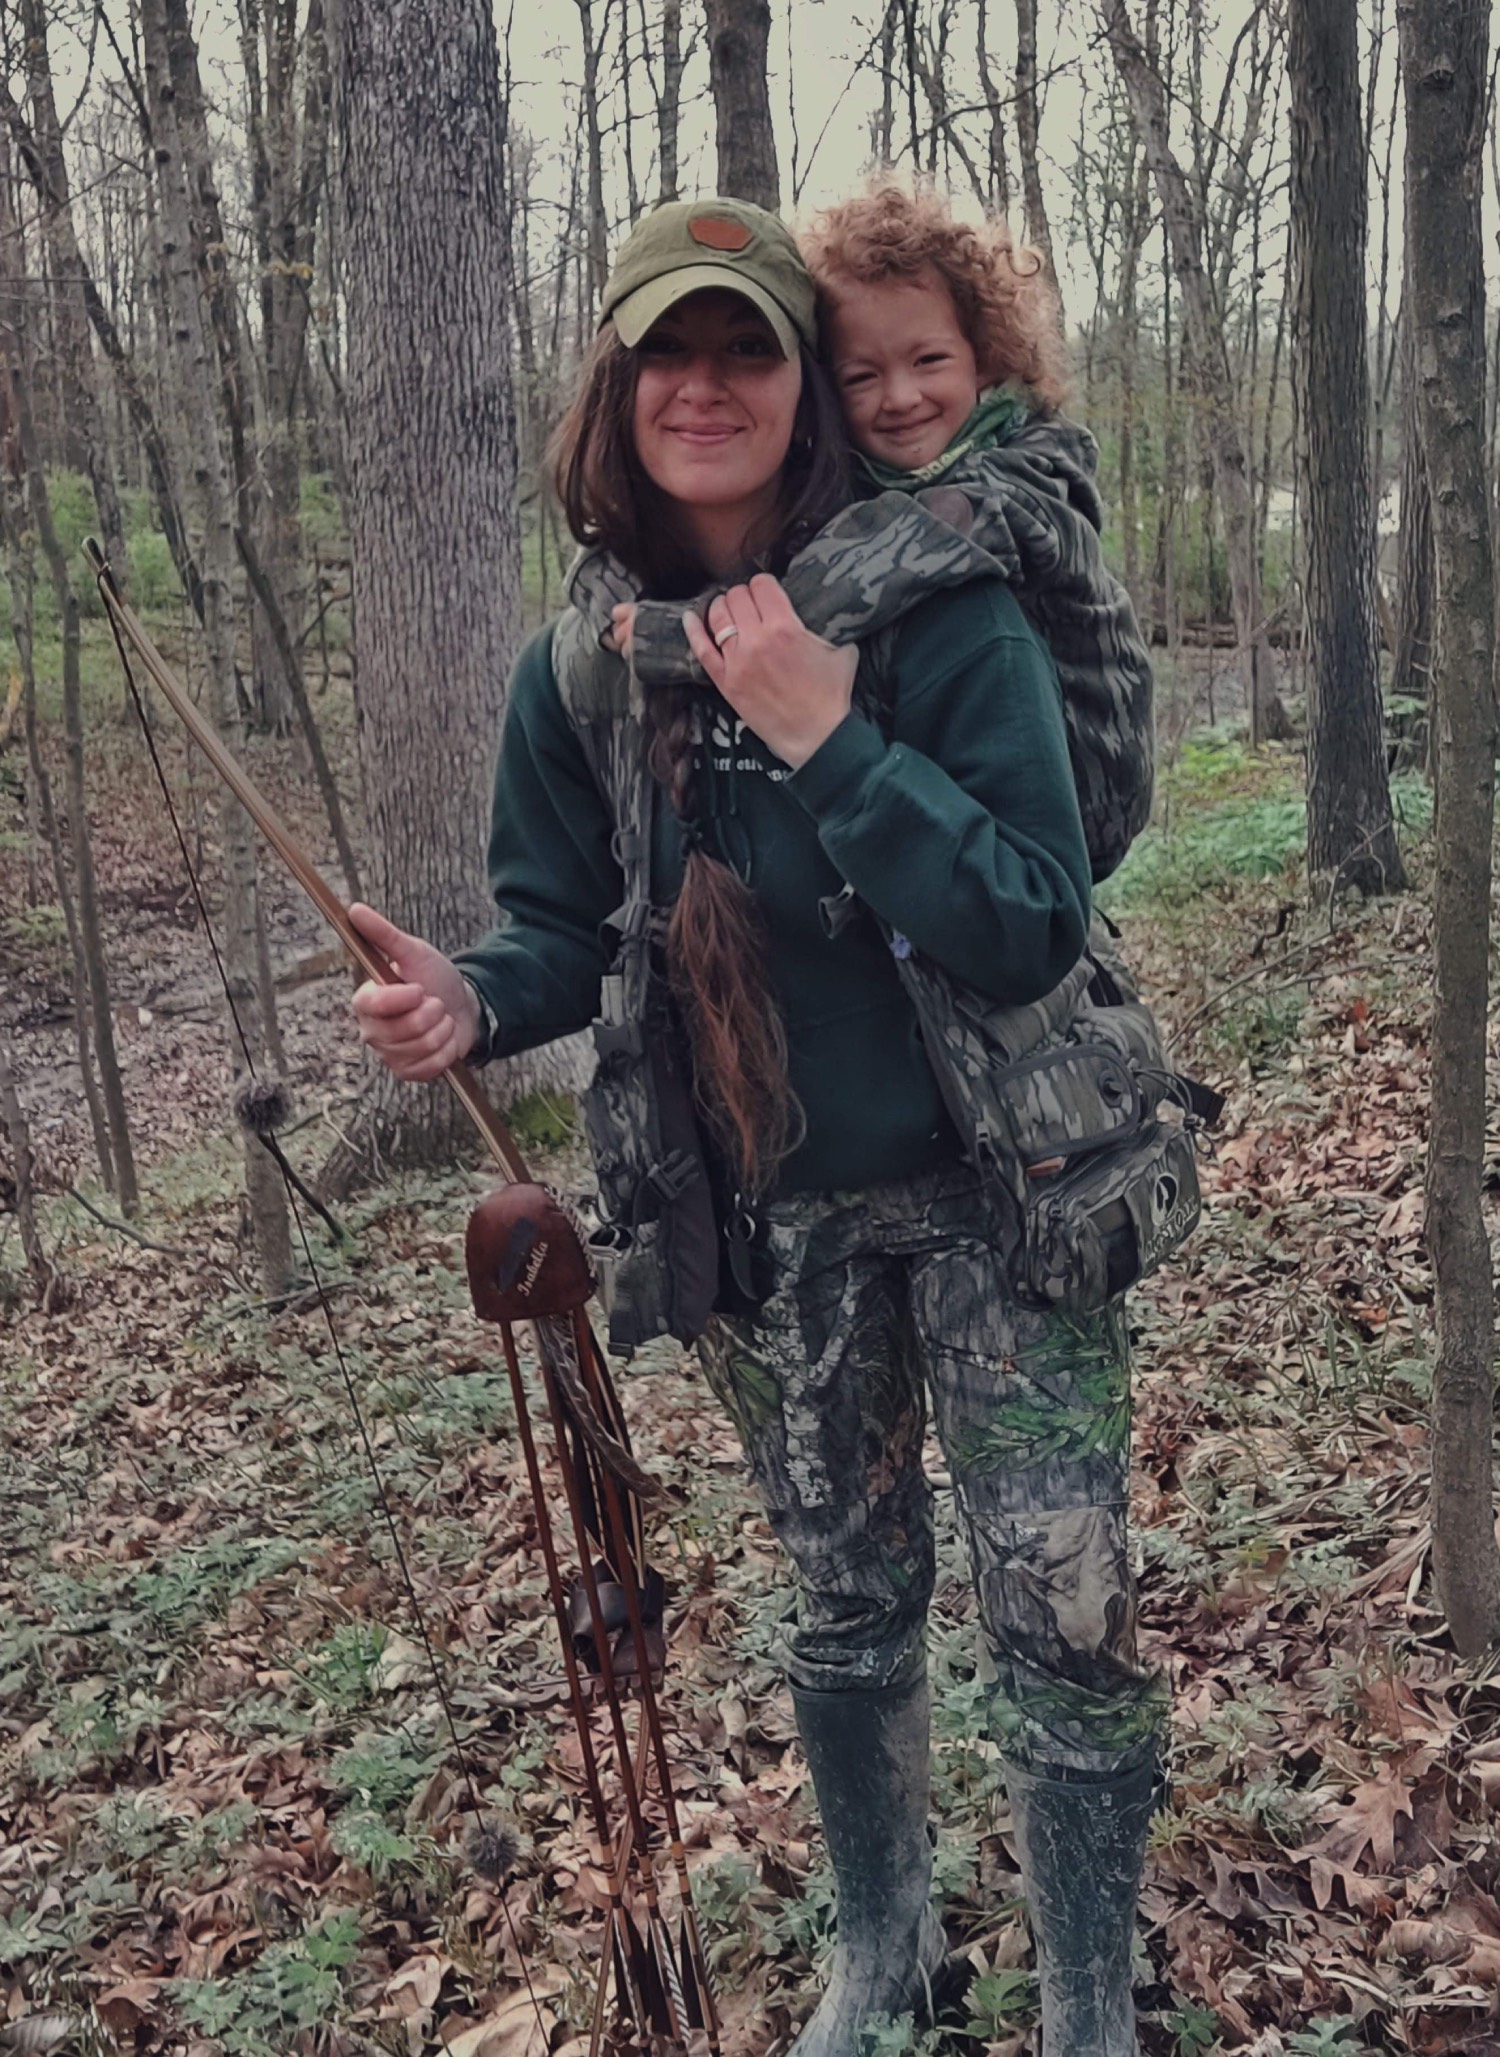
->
[[172, 1909, 365, 2057]]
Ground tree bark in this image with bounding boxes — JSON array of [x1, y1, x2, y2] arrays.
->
[[1102, 0, 1293, 743], [1015, 0, 1060, 298], [575, 0, 610, 310], [243, 0, 330, 740], [1287, 0, 1407, 893], [0, 1035, 58, 1309], [704, 0, 779, 210], [656, 0, 685, 202], [1400, 0, 1500, 1660], [1393, 292, 1435, 709], [143, 0, 292, 1291], [975, 0, 1013, 211], [330, 0, 579, 1188]]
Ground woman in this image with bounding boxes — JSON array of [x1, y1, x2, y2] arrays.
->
[[351, 199, 1164, 2057]]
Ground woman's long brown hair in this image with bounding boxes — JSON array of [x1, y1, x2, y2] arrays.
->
[[549, 325, 849, 1195]]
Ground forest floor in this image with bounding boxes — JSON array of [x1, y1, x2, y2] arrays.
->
[[0, 618, 1492, 2057]]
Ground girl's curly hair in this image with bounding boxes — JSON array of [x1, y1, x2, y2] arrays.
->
[[802, 182, 1069, 412]]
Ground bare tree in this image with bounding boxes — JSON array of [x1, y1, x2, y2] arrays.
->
[[17, 0, 129, 584], [242, 0, 332, 736], [1102, 0, 1292, 742], [1400, 0, 1500, 1659], [1287, 0, 1406, 892], [1015, 0, 1059, 295], [0, 371, 114, 1190], [655, 0, 685, 202], [975, 0, 1013, 210], [704, 0, 779, 209], [576, 0, 610, 310], [1393, 295, 1435, 709], [142, 0, 292, 1290], [0, 146, 139, 1215]]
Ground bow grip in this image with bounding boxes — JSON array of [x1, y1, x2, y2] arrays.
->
[[466, 1184, 594, 1321]]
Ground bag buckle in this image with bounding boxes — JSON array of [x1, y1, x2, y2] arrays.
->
[[592, 1019, 644, 1062]]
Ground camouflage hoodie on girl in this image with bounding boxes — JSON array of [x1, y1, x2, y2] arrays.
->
[[559, 402, 1155, 884]]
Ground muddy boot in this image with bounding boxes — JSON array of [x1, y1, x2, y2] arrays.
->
[[789, 1675, 947, 2057], [1004, 1754, 1157, 2057]]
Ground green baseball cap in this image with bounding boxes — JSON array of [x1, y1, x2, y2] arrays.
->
[[600, 199, 816, 361]]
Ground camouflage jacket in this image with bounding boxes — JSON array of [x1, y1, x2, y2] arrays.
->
[[562, 413, 1155, 883]]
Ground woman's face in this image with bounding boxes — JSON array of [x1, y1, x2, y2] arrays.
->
[[631, 291, 803, 561]]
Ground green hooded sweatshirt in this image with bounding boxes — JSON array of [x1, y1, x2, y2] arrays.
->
[[455, 578, 1090, 1197]]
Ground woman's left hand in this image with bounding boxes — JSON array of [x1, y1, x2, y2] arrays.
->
[[682, 574, 859, 771]]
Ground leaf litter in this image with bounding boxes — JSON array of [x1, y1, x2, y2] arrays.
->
[[2, 704, 1498, 2054]]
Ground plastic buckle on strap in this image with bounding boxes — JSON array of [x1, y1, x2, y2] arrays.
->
[[593, 1019, 644, 1062], [645, 1150, 700, 1203]]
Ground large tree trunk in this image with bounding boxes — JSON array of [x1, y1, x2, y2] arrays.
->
[[1102, 0, 1293, 743], [330, 0, 578, 1188], [1287, 0, 1406, 894], [704, 0, 779, 210], [142, 0, 292, 1292], [1400, 0, 1500, 1659]]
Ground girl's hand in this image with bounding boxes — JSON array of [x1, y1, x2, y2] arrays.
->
[[348, 903, 481, 1080], [607, 602, 637, 657], [682, 574, 858, 771]]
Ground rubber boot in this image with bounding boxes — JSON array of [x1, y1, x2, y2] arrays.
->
[[1004, 1754, 1157, 2057], [789, 1675, 948, 2057]]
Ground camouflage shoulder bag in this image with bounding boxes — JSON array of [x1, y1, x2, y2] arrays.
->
[[550, 607, 721, 1356], [892, 935, 1210, 1315], [843, 629, 1213, 1316]]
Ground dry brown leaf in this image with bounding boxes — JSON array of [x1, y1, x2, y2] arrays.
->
[[1301, 1767, 1415, 1908], [382, 1953, 451, 2017], [0, 2016, 79, 2056], [441, 1977, 564, 2057]]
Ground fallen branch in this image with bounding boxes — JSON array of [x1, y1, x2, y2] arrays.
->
[[64, 1187, 188, 1257]]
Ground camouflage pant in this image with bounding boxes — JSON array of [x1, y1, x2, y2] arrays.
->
[[698, 1163, 1167, 1775]]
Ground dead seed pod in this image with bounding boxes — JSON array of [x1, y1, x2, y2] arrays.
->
[[463, 1814, 523, 1885], [232, 1076, 292, 1139]]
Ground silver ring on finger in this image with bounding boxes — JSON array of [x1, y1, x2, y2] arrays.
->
[[714, 624, 741, 648]]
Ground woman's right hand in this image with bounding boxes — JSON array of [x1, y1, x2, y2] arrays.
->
[[348, 903, 482, 1080]]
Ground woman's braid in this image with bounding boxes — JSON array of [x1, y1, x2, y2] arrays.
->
[[642, 681, 803, 1197]]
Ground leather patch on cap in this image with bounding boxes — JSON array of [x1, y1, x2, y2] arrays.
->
[[689, 215, 753, 252]]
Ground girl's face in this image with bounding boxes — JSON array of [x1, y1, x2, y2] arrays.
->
[[631, 291, 803, 565], [823, 265, 980, 471]]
